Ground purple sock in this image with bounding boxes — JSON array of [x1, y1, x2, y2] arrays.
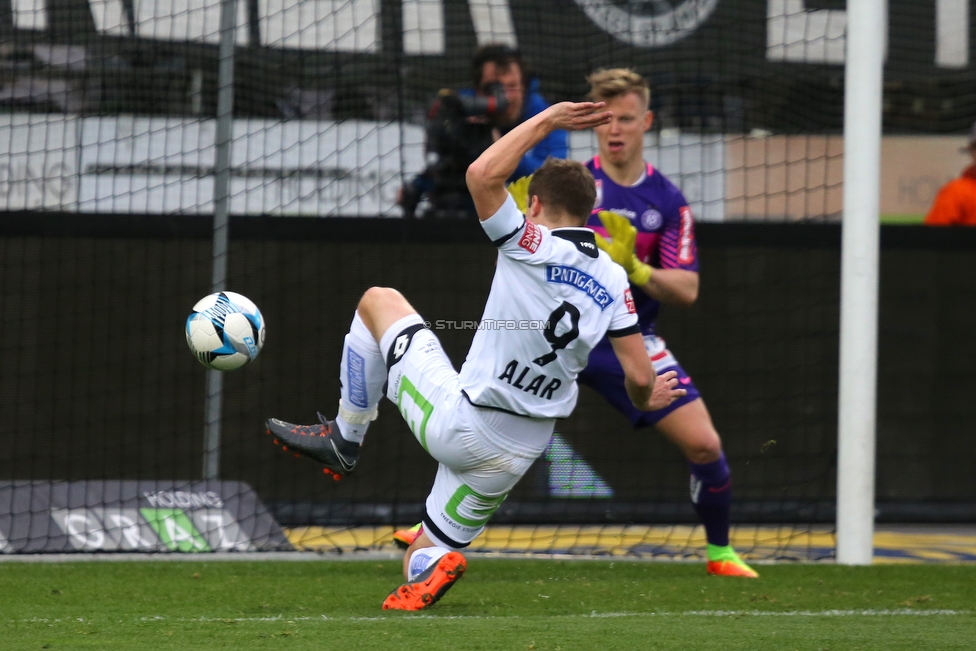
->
[[689, 453, 732, 547]]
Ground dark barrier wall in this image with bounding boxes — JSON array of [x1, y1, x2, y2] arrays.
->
[[1, 218, 974, 524]]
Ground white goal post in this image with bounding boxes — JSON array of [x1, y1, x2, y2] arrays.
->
[[837, 0, 886, 566]]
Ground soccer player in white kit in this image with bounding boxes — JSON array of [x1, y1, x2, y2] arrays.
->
[[266, 100, 686, 611]]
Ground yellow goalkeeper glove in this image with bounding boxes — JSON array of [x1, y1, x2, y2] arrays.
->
[[507, 174, 533, 213], [593, 210, 654, 286]]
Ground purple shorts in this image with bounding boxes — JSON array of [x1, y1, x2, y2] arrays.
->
[[577, 341, 701, 428]]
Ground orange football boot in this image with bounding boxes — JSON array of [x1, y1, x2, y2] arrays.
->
[[381, 551, 467, 610]]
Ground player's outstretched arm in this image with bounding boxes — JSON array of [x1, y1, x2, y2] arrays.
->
[[466, 102, 611, 221], [638, 268, 699, 307], [609, 332, 686, 411]]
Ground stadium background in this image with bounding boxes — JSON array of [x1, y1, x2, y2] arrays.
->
[[0, 0, 975, 555]]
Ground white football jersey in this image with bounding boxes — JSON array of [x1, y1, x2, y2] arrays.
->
[[458, 194, 639, 419]]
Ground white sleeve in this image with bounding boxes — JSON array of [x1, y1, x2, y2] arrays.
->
[[480, 194, 551, 261], [607, 278, 640, 338]]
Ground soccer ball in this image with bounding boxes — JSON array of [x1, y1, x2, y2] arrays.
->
[[185, 292, 266, 371]]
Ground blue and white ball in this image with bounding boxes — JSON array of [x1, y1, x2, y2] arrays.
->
[[185, 292, 265, 371]]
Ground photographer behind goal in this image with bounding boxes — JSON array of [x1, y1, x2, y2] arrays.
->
[[400, 45, 568, 218]]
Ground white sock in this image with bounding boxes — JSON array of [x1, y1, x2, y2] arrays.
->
[[407, 546, 450, 581], [336, 312, 385, 444]]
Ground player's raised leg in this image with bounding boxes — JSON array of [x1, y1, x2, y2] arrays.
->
[[655, 399, 758, 578], [265, 287, 419, 479]]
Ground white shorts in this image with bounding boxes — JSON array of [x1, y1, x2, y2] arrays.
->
[[384, 322, 545, 549]]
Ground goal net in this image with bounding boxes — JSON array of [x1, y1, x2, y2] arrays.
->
[[1, 0, 974, 559]]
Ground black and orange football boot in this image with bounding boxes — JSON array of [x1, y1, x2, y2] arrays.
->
[[265, 413, 359, 480]]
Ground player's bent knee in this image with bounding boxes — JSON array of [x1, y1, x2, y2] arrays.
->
[[686, 436, 723, 465], [358, 287, 415, 323], [357, 287, 424, 350], [359, 286, 402, 311]]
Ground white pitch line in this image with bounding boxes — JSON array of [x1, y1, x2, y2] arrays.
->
[[0, 551, 402, 563], [16, 609, 971, 625]]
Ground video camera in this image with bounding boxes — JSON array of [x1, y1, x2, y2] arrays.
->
[[402, 82, 510, 218], [448, 81, 510, 120]]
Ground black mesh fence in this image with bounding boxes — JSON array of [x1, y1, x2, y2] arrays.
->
[[2, 216, 974, 555]]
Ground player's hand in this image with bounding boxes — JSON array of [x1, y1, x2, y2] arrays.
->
[[646, 370, 687, 411], [544, 101, 612, 132], [593, 211, 654, 286], [593, 211, 635, 266], [507, 175, 533, 213]]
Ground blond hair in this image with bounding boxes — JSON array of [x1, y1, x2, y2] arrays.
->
[[586, 68, 650, 110]]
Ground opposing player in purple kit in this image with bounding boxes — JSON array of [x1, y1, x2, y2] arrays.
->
[[582, 68, 757, 578]]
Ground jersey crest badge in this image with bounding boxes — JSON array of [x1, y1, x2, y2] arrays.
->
[[640, 208, 663, 231]]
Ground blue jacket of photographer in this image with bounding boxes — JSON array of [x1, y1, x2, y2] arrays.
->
[[458, 78, 569, 179]]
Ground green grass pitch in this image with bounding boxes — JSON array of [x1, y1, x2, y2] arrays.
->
[[2, 559, 974, 650]]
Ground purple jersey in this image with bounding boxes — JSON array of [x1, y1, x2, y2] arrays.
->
[[585, 156, 699, 337]]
